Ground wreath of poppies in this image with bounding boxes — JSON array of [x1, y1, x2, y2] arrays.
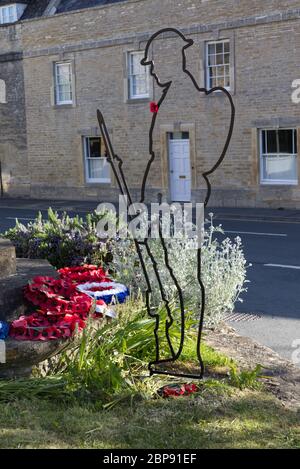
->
[[77, 282, 130, 305], [58, 265, 108, 284], [6, 266, 122, 342]]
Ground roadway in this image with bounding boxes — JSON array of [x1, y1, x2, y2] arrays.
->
[[213, 208, 300, 365]]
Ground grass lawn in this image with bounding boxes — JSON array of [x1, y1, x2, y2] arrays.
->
[[0, 373, 299, 449], [1, 305, 299, 449], [0, 389, 299, 449]]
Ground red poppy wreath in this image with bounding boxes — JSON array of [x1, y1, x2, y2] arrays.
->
[[9, 265, 119, 341]]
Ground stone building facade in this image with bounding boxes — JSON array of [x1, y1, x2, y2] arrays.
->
[[1, 0, 300, 207]]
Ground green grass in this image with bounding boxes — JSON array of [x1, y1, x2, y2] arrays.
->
[[0, 343, 298, 449], [0, 388, 299, 449], [0, 301, 298, 449]]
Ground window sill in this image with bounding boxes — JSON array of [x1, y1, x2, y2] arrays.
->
[[53, 103, 75, 109], [260, 181, 298, 186], [0, 21, 17, 27], [126, 97, 150, 104], [206, 88, 233, 95], [86, 180, 111, 185]]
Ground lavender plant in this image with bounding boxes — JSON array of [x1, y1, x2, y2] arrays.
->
[[3, 208, 110, 269]]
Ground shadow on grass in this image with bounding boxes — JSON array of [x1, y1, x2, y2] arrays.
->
[[0, 390, 299, 449]]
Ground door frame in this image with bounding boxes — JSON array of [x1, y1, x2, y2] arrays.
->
[[160, 123, 197, 201], [168, 134, 191, 202]]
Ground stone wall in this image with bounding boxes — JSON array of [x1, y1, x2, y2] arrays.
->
[[0, 24, 29, 197], [3, 0, 300, 206]]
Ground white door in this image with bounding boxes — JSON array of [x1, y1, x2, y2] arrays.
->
[[169, 137, 191, 202]]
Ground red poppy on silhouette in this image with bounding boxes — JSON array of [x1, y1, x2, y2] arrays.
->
[[150, 101, 159, 114]]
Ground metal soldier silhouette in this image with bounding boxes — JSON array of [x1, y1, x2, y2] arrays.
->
[[97, 28, 235, 379]]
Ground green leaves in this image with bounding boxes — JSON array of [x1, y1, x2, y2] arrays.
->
[[229, 364, 265, 390], [111, 214, 249, 327], [33, 299, 199, 405], [0, 377, 70, 402]]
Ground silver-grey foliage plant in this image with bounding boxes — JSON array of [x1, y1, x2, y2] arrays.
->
[[111, 214, 249, 326]]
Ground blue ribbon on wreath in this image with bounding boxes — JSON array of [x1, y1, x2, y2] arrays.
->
[[77, 282, 130, 305], [0, 321, 9, 340], [96, 289, 130, 305]]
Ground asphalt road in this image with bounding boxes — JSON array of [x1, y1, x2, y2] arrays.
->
[[0, 199, 299, 366], [213, 210, 300, 366]]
